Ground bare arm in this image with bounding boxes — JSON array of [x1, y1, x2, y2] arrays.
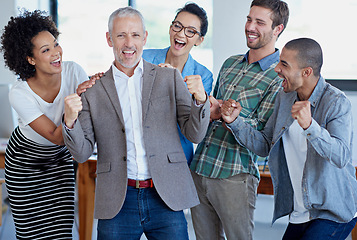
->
[[27, 92, 83, 145], [29, 115, 65, 145]]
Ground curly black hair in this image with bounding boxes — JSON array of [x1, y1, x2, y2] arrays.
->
[[0, 10, 59, 80]]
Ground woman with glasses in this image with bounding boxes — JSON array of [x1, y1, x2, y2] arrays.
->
[[143, 2, 213, 166]]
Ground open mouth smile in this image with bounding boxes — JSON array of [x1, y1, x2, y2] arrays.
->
[[174, 38, 186, 49], [50, 57, 61, 67]]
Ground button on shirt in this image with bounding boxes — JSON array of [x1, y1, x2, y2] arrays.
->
[[112, 59, 151, 180]]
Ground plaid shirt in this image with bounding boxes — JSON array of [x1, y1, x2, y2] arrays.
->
[[190, 50, 282, 179]]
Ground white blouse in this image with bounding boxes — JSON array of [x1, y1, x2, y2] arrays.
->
[[9, 61, 88, 145]]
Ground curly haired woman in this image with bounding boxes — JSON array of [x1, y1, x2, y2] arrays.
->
[[0, 10, 95, 239]]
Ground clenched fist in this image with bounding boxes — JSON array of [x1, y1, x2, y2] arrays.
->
[[64, 93, 82, 129], [184, 75, 207, 104], [221, 99, 242, 124], [291, 100, 312, 129]]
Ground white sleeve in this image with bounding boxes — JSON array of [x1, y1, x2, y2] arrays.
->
[[72, 61, 89, 87], [62, 61, 89, 93]]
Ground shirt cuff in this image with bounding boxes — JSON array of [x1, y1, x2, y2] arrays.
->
[[303, 118, 318, 140], [227, 116, 245, 130], [62, 114, 76, 131], [193, 93, 208, 106]]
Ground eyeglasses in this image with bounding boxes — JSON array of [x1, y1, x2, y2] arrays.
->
[[170, 21, 201, 38]]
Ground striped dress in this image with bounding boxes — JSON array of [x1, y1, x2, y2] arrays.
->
[[5, 127, 75, 239]]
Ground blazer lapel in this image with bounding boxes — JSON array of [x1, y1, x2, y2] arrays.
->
[[142, 61, 156, 123], [100, 67, 125, 124]]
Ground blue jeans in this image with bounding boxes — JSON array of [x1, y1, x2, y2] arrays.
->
[[282, 217, 357, 240], [97, 186, 189, 240]]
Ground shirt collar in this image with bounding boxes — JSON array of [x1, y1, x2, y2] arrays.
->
[[151, 47, 170, 63], [241, 48, 280, 71], [112, 58, 144, 80], [307, 75, 326, 107]]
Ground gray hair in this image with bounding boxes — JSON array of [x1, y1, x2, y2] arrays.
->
[[108, 7, 146, 36]]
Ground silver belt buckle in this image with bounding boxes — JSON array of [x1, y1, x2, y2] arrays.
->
[[136, 180, 140, 188]]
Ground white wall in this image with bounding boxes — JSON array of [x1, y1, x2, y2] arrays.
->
[[212, 0, 251, 80], [0, 0, 17, 84], [0, 0, 17, 137]]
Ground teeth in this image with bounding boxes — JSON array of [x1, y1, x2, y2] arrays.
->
[[175, 39, 185, 44], [248, 35, 258, 39], [123, 50, 135, 54], [51, 58, 60, 63]]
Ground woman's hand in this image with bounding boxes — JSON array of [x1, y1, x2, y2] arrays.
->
[[76, 72, 104, 95]]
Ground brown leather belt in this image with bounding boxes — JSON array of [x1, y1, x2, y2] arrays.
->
[[128, 179, 154, 188]]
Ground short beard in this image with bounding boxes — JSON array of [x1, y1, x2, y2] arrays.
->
[[114, 50, 142, 69], [246, 31, 274, 50]]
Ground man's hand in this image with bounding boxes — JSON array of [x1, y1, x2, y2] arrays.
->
[[209, 96, 222, 121], [221, 99, 242, 124], [184, 75, 207, 104], [157, 65, 207, 104], [64, 93, 83, 129], [76, 72, 104, 95], [291, 100, 312, 130]]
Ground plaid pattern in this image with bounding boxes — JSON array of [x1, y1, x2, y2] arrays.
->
[[190, 53, 282, 179]]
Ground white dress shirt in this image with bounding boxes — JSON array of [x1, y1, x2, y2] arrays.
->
[[112, 59, 151, 180]]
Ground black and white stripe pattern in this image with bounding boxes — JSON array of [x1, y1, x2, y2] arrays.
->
[[5, 127, 75, 239]]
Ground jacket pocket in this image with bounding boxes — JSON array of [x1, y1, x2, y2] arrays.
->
[[167, 152, 186, 163]]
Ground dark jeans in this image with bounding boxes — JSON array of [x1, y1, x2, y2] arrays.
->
[[97, 186, 189, 240], [282, 217, 357, 240]]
